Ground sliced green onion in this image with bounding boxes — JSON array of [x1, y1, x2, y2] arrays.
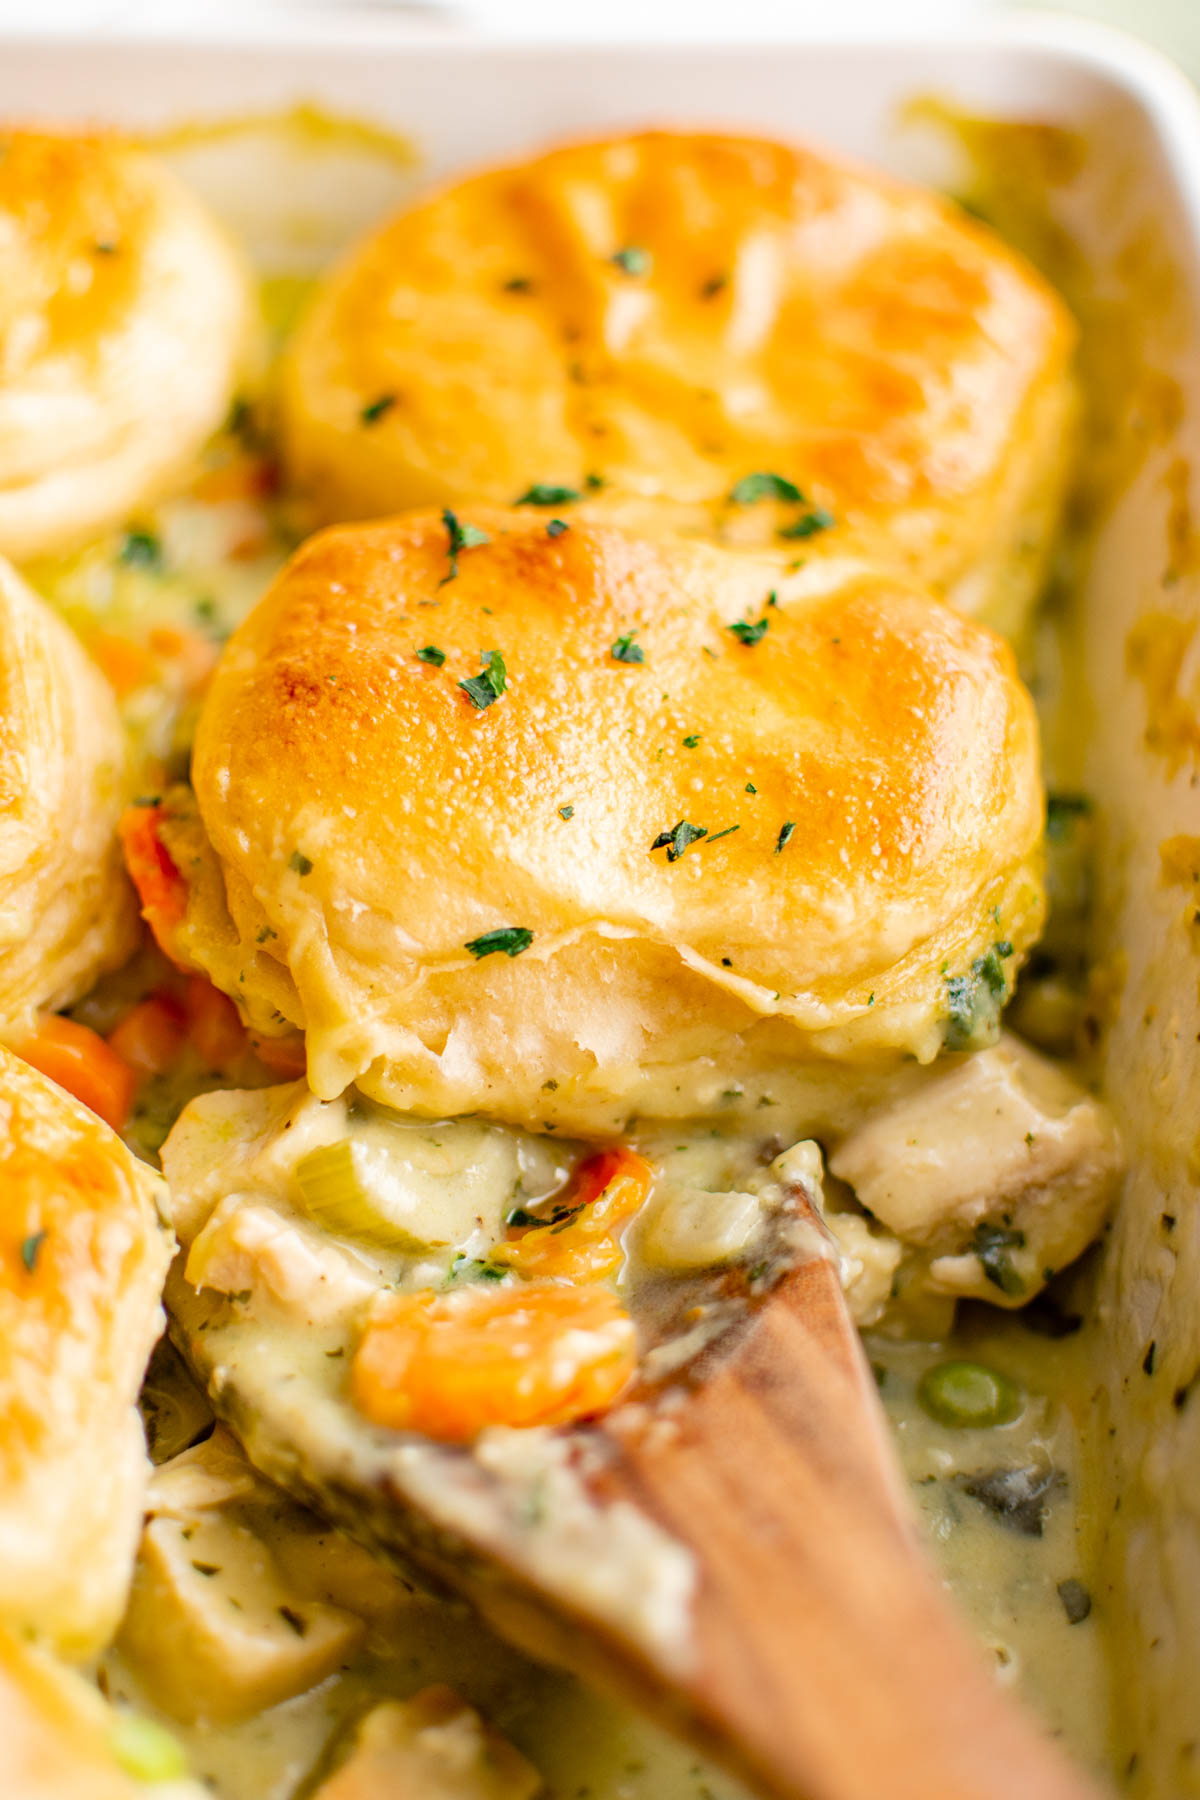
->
[[109, 1713, 188, 1783], [917, 1360, 1021, 1429]]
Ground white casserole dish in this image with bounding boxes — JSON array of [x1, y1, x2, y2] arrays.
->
[[2, 14, 1198, 1794]]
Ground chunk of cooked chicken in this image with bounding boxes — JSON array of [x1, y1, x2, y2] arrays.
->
[[184, 1193, 378, 1327], [311, 1687, 541, 1800], [117, 1432, 367, 1725], [828, 1032, 1121, 1306]]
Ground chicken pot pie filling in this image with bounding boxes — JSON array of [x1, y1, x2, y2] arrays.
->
[[0, 117, 1127, 1800]]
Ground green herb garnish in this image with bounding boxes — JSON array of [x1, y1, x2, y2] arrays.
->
[[440, 508, 490, 584], [546, 518, 571, 538], [728, 472, 803, 507], [1046, 793, 1092, 842], [775, 822, 795, 853], [289, 851, 313, 876], [449, 1257, 509, 1283], [682, 734, 700, 749], [558, 804, 574, 820], [360, 393, 396, 425], [119, 529, 163, 569], [20, 1231, 45, 1273], [459, 649, 507, 709], [651, 820, 708, 861], [503, 276, 533, 293], [728, 615, 770, 647], [515, 483, 582, 507], [611, 630, 644, 664], [700, 273, 728, 299], [779, 507, 836, 540], [944, 940, 1014, 1049], [465, 926, 533, 959], [415, 645, 446, 666], [972, 1222, 1027, 1297], [611, 245, 652, 276]]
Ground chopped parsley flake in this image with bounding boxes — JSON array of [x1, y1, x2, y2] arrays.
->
[[440, 508, 490, 584], [459, 649, 507, 710], [464, 926, 533, 959], [706, 824, 741, 846], [584, 471, 606, 491], [700, 273, 728, 299], [610, 630, 644, 665], [944, 940, 1014, 1049], [651, 820, 708, 861], [728, 615, 770, 647], [20, 1231, 45, 1273], [779, 507, 836, 540], [288, 851, 313, 876], [682, 733, 701, 749], [255, 926, 277, 944], [449, 1255, 508, 1283], [515, 483, 581, 507], [745, 782, 757, 794], [1046, 793, 1092, 842], [119, 529, 163, 570], [415, 645, 446, 666], [972, 1222, 1027, 1297], [728, 472, 803, 507], [558, 804, 574, 820], [775, 822, 796, 853], [546, 518, 571, 538], [360, 393, 396, 425], [611, 245, 652, 276], [503, 276, 533, 293]]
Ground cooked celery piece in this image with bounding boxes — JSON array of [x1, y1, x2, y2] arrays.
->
[[292, 1117, 524, 1252], [109, 1711, 189, 1783], [917, 1360, 1022, 1429]]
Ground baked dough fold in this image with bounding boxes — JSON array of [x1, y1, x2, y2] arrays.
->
[[0, 129, 254, 559], [0, 557, 136, 1034], [180, 510, 1044, 1132], [281, 130, 1075, 639], [0, 1046, 171, 1661]]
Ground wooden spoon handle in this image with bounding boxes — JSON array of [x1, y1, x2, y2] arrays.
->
[[598, 1243, 1102, 1800]]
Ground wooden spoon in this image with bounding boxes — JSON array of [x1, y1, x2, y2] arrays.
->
[[398, 1192, 1104, 1800], [172, 1188, 1103, 1800]]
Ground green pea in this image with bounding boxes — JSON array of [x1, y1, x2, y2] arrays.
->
[[109, 1713, 189, 1784], [917, 1359, 1021, 1429]]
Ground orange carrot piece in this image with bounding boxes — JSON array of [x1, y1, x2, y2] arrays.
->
[[352, 1282, 636, 1442], [90, 631, 159, 698], [107, 993, 188, 1079], [147, 625, 219, 693], [496, 1147, 653, 1283], [118, 804, 189, 959], [14, 1014, 136, 1133], [249, 1031, 307, 1079], [185, 976, 247, 1072]]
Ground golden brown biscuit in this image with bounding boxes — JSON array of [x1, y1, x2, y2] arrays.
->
[[0, 129, 254, 560], [281, 130, 1075, 640], [0, 557, 136, 1034], [0, 1626, 197, 1799], [0, 1046, 171, 1660], [170, 509, 1043, 1133]]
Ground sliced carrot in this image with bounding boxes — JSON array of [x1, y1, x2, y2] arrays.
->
[[91, 631, 158, 698], [190, 457, 275, 504], [107, 993, 188, 1079], [14, 1014, 136, 1133], [249, 1031, 307, 1079], [496, 1147, 653, 1283], [351, 1282, 636, 1441], [185, 976, 247, 1072], [118, 804, 189, 958], [147, 625, 219, 693]]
